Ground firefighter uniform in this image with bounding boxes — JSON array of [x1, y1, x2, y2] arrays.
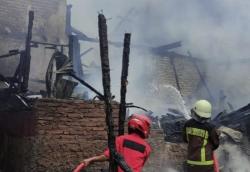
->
[[183, 118, 219, 172], [104, 133, 151, 172], [77, 114, 152, 172]]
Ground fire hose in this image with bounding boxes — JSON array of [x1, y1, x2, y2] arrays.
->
[[213, 152, 219, 172], [73, 163, 86, 172], [73, 152, 133, 172]]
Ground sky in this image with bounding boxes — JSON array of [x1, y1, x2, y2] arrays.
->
[[67, 0, 250, 114]]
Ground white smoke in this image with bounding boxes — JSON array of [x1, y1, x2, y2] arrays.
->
[[217, 143, 250, 172], [164, 168, 178, 172], [67, 0, 250, 114]]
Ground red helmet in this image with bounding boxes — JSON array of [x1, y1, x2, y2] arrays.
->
[[128, 114, 151, 138]]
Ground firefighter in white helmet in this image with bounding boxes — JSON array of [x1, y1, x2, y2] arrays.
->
[[183, 100, 220, 172]]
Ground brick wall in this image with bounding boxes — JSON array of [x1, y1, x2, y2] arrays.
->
[[0, 99, 118, 172], [0, 99, 187, 172], [0, 0, 68, 91], [155, 54, 204, 98]]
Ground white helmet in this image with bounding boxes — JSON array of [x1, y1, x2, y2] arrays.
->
[[192, 100, 212, 119]]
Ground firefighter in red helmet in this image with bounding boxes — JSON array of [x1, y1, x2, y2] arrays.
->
[[74, 114, 152, 172]]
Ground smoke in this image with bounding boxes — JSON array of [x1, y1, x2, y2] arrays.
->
[[164, 168, 178, 172], [68, 0, 250, 114], [217, 143, 250, 172]]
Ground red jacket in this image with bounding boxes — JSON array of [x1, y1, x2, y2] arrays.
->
[[103, 133, 151, 172]]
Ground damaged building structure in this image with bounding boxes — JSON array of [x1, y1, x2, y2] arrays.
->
[[0, 0, 250, 172]]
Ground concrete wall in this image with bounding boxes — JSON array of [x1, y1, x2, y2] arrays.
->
[[0, 0, 68, 91]]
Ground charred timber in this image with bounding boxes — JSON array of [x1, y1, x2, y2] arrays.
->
[[98, 13, 117, 172], [213, 103, 250, 132], [118, 33, 131, 136], [0, 51, 21, 59], [31, 41, 68, 48], [69, 73, 104, 100], [98, 14, 132, 172], [22, 11, 34, 92]]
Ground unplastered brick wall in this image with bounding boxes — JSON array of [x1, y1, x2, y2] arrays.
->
[[155, 54, 204, 98], [0, 98, 188, 172], [32, 99, 120, 172], [0, 99, 119, 172]]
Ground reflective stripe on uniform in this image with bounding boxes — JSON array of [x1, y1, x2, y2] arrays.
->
[[186, 127, 208, 139], [186, 127, 211, 166], [187, 160, 214, 166], [201, 131, 208, 162]]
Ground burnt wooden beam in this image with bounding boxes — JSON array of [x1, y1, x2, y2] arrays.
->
[[98, 14, 132, 172], [31, 41, 68, 47], [118, 33, 131, 136], [98, 13, 117, 172], [22, 11, 34, 92], [0, 51, 20, 59], [68, 73, 104, 100]]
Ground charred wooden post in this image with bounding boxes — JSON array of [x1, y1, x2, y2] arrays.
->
[[118, 33, 131, 136], [98, 13, 117, 172], [22, 11, 34, 92], [98, 14, 132, 172]]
